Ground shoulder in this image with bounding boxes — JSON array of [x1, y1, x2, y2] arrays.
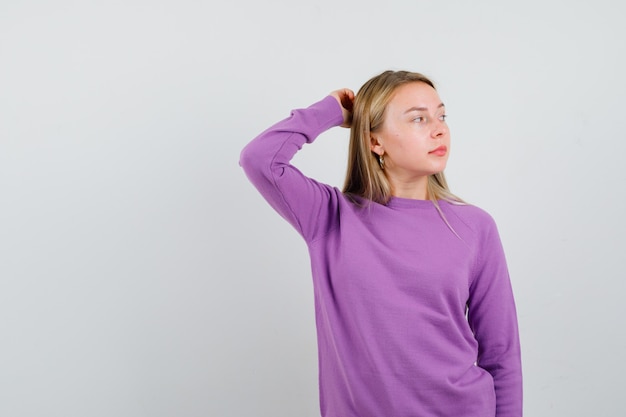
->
[[441, 201, 500, 239]]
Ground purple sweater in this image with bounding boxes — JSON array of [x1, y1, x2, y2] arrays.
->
[[240, 96, 522, 417]]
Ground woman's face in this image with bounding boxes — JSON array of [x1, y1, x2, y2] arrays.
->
[[370, 82, 450, 181]]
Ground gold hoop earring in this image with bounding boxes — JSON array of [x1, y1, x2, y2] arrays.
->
[[378, 154, 385, 170]]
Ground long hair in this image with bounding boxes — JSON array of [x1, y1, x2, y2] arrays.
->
[[342, 70, 464, 209]]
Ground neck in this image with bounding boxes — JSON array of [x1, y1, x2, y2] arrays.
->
[[387, 174, 429, 200]]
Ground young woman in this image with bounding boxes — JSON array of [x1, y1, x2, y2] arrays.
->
[[240, 70, 522, 417]]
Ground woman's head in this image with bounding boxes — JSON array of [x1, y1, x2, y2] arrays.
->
[[343, 70, 461, 205]]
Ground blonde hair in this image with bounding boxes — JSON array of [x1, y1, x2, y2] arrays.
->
[[343, 70, 464, 210]]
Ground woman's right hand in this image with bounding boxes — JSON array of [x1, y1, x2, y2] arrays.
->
[[330, 88, 355, 128]]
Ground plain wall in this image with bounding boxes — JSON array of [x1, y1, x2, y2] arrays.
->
[[1, 1, 625, 416]]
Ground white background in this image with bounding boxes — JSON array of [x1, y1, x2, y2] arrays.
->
[[1, 1, 625, 416]]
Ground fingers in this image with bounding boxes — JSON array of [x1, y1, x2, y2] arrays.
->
[[340, 89, 354, 112], [330, 88, 355, 128], [332, 89, 354, 105]]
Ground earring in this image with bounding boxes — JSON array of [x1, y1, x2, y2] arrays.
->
[[378, 154, 385, 170]]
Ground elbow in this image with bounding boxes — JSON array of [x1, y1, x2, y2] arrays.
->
[[239, 140, 264, 174], [239, 142, 255, 172], [239, 140, 276, 185]]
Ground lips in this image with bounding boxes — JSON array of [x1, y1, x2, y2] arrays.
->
[[429, 145, 447, 156]]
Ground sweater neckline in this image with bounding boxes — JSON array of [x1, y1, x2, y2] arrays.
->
[[386, 197, 439, 209]]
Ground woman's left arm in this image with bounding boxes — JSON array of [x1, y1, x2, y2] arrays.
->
[[467, 216, 523, 417]]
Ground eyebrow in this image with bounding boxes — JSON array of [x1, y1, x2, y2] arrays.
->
[[404, 103, 445, 113]]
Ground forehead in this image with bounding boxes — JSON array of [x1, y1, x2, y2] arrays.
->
[[387, 82, 442, 111]]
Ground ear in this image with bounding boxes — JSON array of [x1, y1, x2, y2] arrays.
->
[[370, 135, 384, 156]]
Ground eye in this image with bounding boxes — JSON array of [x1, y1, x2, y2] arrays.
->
[[412, 116, 424, 123], [439, 114, 448, 121]]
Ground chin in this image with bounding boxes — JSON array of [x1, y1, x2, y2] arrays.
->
[[431, 164, 448, 175]]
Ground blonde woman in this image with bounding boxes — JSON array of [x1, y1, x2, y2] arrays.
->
[[240, 70, 522, 417]]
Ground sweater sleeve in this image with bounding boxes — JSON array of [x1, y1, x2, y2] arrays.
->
[[467, 216, 523, 417], [239, 95, 345, 242]]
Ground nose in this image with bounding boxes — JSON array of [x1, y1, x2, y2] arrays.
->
[[431, 119, 447, 138]]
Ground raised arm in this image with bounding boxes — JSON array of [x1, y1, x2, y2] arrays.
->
[[239, 91, 353, 242]]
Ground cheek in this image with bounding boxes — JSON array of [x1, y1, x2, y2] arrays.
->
[[381, 131, 404, 152]]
